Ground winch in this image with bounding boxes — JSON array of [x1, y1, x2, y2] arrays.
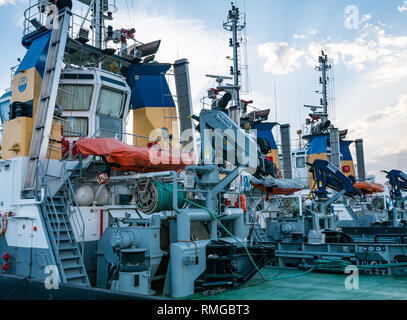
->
[[134, 179, 186, 214]]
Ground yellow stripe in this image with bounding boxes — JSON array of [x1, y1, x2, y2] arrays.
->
[[11, 67, 43, 120], [267, 149, 281, 171], [306, 153, 328, 188], [2, 67, 61, 160], [132, 107, 180, 148], [341, 160, 356, 177]]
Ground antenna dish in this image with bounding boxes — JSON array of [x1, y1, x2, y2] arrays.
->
[[304, 105, 323, 112], [205, 74, 233, 80]]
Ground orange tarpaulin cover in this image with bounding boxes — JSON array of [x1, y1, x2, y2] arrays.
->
[[251, 184, 302, 196], [353, 182, 384, 195], [77, 138, 195, 172]]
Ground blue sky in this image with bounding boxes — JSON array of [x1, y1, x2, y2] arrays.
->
[[1, 0, 407, 181]]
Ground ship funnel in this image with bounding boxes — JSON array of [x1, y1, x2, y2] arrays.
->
[[329, 127, 341, 169], [355, 139, 366, 182], [174, 59, 194, 147], [280, 124, 292, 179]]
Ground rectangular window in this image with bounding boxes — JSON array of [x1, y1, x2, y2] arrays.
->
[[56, 84, 93, 111], [0, 99, 10, 123], [96, 115, 122, 138], [296, 156, 306, 168], [96, 87, 126, 119], [63, 117, 88, 137]]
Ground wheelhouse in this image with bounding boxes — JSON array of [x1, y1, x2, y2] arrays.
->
[[57, 68, 130, 156]]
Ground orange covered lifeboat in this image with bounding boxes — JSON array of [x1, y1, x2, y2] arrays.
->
[[76, 138, 195, 172], [353, 182, 385, 195]]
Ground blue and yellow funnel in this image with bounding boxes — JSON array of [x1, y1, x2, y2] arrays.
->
[[340, 140, 356, 178], [124, 64, 179, 148], [306, 134, 329, 187], [251, 122, 281, 172], [2, 30, 61, 160], [305, 134, 356, 187]]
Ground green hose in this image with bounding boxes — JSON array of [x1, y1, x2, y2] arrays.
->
[[312, 259, 407, 275], [313, 259, 352, 273], [150, 180, 186, 212]]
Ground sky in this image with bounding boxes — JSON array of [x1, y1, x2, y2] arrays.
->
[[1, 0, 407, 182]]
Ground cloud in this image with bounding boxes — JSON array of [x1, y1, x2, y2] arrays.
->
[[366, 149, 407, 183], [345, 95, 407, 180], [248, 91, 275, 111], [293, 34, 306, 40], [258, 18, 407, 83], [109, 4, 230, 113], [348, 94, 407, 136], [371, 51, 407, 84], [398, 1, 407, 13], [257, 42, 305, 75], [361, 13, 372, 22], [307, 22, 407, 84], [0, 0, 14, 5], [307, 22, 407, 71], [0, 0, 26, 6]]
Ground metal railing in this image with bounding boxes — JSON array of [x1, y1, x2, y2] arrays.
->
[[23, 1, 143, 52], [36, 160, 85, 257], [36, 161, 64, 262], [63, 163, 85, 254]]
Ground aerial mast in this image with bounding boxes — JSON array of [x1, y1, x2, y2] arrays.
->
[[93, 0, 102, 49], [316, 50, 331, 122], [223, 2, 246, 124], [304, 51, 332, 134]]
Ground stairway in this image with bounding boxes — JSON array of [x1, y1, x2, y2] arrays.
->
[[252, 224, 269, 243], [344, 205, 361, 227], [40, 162, 89, 286]]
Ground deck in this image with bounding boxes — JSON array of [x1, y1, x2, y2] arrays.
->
[[191, 267, 407, 300]]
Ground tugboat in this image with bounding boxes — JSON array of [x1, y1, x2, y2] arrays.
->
[[260, 51, 407, 275], [0, 1, 274, 299], [0, 0, 185, 299]]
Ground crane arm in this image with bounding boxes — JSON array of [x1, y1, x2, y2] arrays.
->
[[309, 159, 361, 199]]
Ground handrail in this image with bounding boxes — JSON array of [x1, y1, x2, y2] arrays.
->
[[39, 157, 86, 254], [36, 161, 63, 264], [23, 1, 144, 51], [36, 159, 87, 282], [63, 161, 85, 255]]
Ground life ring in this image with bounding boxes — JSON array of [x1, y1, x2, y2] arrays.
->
[[97, 172, 109, 185]]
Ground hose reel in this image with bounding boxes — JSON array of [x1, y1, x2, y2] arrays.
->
[[371, 196, 385, 211], [280, 197, 304, 216], [134, 179, 187, 214]]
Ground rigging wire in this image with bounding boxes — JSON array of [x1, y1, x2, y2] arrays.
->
[[124, 0, 134, 27]]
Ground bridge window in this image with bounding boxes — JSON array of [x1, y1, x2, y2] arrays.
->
[[56, 84, 93, 111], [96, 115, 122, 138], [63, 117, 88, 137], [96, 87, 126, 119], [296, 156, 305, 168], [0, 98, 10, 123]]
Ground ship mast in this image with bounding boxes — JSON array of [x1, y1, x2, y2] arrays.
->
[[223, 2, 246, 125], [93, 0, 103, 49], [317, 50, 331, 123], [304, 50, 332, 134]]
